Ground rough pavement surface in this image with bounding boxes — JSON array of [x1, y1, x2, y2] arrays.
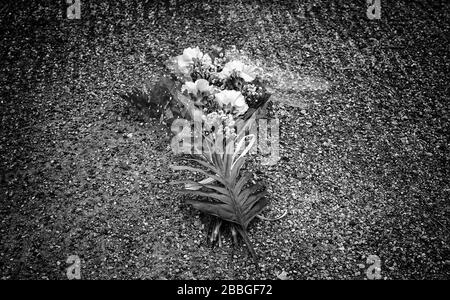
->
[[0, 0, 448, 279]]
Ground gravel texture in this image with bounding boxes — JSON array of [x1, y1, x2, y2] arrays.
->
[[0, 0, 449, 279]]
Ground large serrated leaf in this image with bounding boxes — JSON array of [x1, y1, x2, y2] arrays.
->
[[172, 131, 269, 265]]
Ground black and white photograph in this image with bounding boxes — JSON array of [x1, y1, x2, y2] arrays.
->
[[0, 0, 448, 283]]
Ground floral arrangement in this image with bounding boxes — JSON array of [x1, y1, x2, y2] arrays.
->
[[121, 46, 274, 265], [166, 46, 271, 120], [166, 46, 274, 265]]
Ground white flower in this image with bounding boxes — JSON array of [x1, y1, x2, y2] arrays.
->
[[218, 60, 256, 82], [215, 90, 248, 116], [176, 47, 212, 77], [181, 81, 197, 94], [181, 79, 215, 104]]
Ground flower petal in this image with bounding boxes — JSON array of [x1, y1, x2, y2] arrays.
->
[[183, 47, 202, 60], [181, 81, 197, 94], [240, 72, 254, 82], [233, 93, 246, 107], [195, 79, 210, 93]]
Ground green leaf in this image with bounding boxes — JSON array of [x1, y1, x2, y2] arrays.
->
[[183, 158, 220, 176], [242, 190, 268, 216], [172, 132, 269, 265], [230, 155, 246, 182], [234, 226, 258, 265], [243, 196, 269, 228], [239, 183, 264, 204], [171, 180, 228, 195], [179, 189, 231, 205], [186, 199, 238, 224], [211, 152, 224, 173], [224, 153, 233, 179], [233, 173, 251, 195], [170, 165, 227, 186]]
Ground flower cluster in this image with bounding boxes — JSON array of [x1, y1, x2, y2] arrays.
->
[[202, 110, 237, 140], [181, 79, 216, 107], [241, 81, 269, 108], [173, 47, 213, 81], [167, 46, 271, 148]]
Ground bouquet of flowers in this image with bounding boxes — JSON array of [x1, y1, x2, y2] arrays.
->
[[167, 46, 273, 264], [121, 46, 273, 264]]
